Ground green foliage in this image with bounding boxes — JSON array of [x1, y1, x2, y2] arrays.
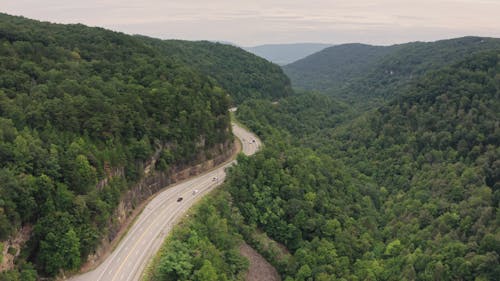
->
[[230, 51, 500, 280], [237, 91, 352, 139], [156, 241, 194, 280], [138, 38, 293, 104], [283, 43, 391, 94], [194, 260, 219, 281], [145, 191, 248, 281], [34, 212, 81, 275], [0, 263, 37, 281], [69, 155, 97, 194], [146, 51, 499, 280]]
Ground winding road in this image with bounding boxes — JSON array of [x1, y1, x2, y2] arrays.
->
[[69, 122, 261, 281]]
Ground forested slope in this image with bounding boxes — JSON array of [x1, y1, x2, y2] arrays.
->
[[283, 43, 392, 93], [138, 38, 293, 104], [143, 92, 351, 281], [145, 51, 499, 280], [284, 37, 500, 107], [0, 13, 289, 279], [232, 51, 499, 280], [236, 92, 351, 140]]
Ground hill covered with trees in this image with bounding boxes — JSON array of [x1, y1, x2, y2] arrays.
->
[[153, 50, 499, 280], [233, 51, 499, 280], [138, 38, 293, 104], [0, 13, 291, 279], [282, 43, 392, 93], [283, 37, 500, 108]]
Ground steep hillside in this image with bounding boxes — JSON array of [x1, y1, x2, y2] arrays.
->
[[138, 38, 293, 104], [233, 51, 499, 280], [244, 43, 332, 65], [0, 13, 235, 278], [284, 37, 500, 107], [283, 43, 392, 92], [236, 92, 351, 139]]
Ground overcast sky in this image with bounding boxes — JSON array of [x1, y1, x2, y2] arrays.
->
[[3, 0, 500, 46]]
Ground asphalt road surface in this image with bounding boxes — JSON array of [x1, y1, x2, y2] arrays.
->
[[69, 122, 261, 281]]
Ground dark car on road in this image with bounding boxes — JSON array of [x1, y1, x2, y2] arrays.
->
[[177, 197, 183, 202]]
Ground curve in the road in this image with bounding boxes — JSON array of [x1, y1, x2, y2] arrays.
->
[[69, 122, 261, 281]]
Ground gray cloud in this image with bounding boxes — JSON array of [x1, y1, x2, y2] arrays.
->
[[2, 0, 500, 46]]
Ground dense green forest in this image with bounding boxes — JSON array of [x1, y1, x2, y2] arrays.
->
[[137, 37, 293, 104], [149, 51, 499, 280], [284, 37, 500, 108], [235, 92, 351, 140], [233, 51, 499, 280], [2, 12, 499, 281], [0, 12, 230, 279], [0, 13, 291, 279], [283, 43, 392, 93]]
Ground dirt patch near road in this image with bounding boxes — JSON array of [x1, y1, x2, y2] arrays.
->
[[0, 225, 32, 272], [239, 243, 281, 281]]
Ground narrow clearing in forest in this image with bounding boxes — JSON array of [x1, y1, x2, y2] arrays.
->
[[239, 243, 281, 281]]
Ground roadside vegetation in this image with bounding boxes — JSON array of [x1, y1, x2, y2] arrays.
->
[[0, 13, 230, 277], [0, 13, 291, 279], [143, 190, 249, 281], [152, 50, 499, 281]]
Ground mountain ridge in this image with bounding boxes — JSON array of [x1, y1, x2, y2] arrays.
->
[[283, 36, 500, 107], [244, 43, 332, 65]]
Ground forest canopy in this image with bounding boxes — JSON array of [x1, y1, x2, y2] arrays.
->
[[231, 51, 500, 280], [138, 37, 293, 104]]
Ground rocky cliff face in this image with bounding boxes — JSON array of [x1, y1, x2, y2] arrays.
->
[[82, 140, 236, 268]]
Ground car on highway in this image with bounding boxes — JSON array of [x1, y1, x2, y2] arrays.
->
[[177, 197, 183, 202]]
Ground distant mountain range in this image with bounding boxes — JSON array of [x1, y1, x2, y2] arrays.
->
[[244, 43, 332, 65]]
